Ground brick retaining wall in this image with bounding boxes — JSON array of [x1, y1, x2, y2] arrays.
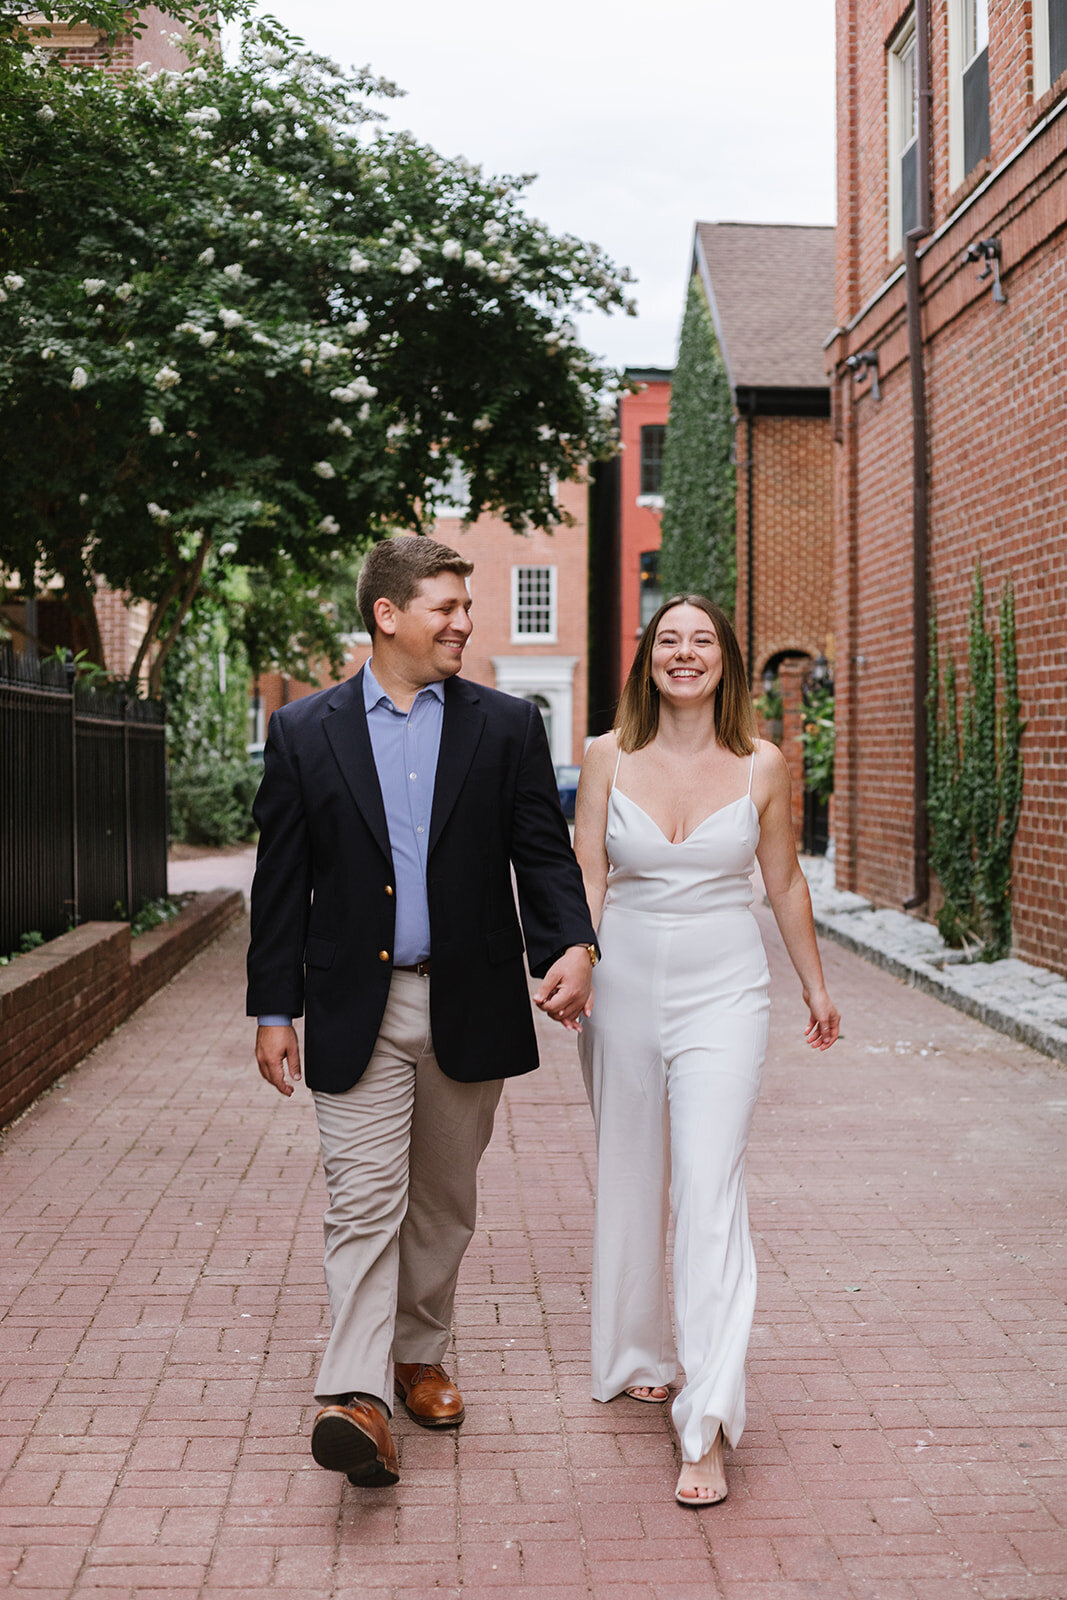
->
[[0, 890, 244, 1129]]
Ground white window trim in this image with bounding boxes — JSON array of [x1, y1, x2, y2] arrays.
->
[[887, 13, 917, 255], [948, 0, 990, 192], [511, 564, 558, 644], [1034, 0, 1052, 99]]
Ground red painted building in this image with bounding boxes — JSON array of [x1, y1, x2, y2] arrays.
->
[[829, 0, 1067, 970]]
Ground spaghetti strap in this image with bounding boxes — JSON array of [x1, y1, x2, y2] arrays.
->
[[611, 745, 623, 792], [747, 745, 757, 796]]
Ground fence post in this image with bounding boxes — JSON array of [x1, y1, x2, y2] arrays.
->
[[65, 651, 79, 928], [122, 691, 134, 921]]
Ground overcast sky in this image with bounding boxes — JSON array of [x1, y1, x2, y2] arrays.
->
[[261, 0, 838, 372]]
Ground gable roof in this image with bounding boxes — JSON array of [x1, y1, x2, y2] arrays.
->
[[693, 222, 835, 392]]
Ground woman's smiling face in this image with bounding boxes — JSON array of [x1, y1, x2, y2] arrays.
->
[[650, 604, 723, 705]]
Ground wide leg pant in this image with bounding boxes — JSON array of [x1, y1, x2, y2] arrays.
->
[[579, 904, 769, 1462], [312, 969, 502, 1408]]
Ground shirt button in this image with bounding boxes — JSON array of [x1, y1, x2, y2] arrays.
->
[[378, 950, 390, 962], [384, 885, 394, 897], [409, 772, 417, 780], [416, 825, 425, 834]]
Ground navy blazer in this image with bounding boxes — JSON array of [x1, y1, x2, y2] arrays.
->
[[246, 668, 597, 1093]]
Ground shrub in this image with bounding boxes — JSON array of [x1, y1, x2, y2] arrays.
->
[[170, 760, 258, 848]]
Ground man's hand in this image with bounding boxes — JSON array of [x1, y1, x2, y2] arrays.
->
[[533, 946, 594, 1032], [256, 1024, 302, 1096]]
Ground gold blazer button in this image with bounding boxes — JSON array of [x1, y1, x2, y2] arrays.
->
[[384, 885, 394, 896], [378, 950, 390, 962]]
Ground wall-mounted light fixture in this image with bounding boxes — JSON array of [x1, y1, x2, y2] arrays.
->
[[962, 237, 1007, 303], [844, 349, 881, 401]]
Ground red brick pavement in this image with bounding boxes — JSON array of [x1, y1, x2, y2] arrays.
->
[[1, 906, 1065, 1599]]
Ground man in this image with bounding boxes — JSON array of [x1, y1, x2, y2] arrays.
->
[[247, 534, 597, 1488]]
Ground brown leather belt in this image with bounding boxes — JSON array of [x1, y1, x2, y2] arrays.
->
[[394, 959, 431, 976]]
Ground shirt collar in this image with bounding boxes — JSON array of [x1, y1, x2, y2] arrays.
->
[[363, 658, 445, 714]]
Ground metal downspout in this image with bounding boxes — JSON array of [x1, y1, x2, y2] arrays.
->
[[903, 0, 933, 909]]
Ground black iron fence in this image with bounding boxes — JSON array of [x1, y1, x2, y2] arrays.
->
[[0, 645, 168, 954]]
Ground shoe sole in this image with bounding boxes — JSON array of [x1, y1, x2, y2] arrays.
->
[[311, 1414, 399, 1486]]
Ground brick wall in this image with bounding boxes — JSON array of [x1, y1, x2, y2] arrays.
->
[[0, 891, 244, 1128], [832, 0, 1067, 971]]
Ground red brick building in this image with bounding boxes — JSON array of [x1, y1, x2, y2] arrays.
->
[[257, 483, 591, 767], [829, 0, 1067, 971]]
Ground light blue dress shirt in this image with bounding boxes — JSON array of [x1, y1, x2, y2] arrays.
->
[[257, 661, 444, 1027]]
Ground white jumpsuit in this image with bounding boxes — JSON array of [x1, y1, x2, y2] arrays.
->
[[578, 752, 770, 1463]]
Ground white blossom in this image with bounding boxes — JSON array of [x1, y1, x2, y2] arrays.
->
[[464, 249, 485, 271], [146, 502, 170, 522], [282, 93, 300, 112], [251, 98, 273, 116], [472, 414, 492, 433], [187, 66, 208, 83], [261, 45, 286, 66], [386, 422, 407, 440], [148, 416, 165, 435], [189, 128, 213, 143], [82, 278, 106, 296], [396, 248, 421, 275], [198, 331, 217, 348], [300, 358, 313, 375], [0, 289, 6, 303], [176, 321, 203, 336], [219, 540, 238, 556], [36, 105, 55, 123], [197, 247, 216, 265], [249, 211, 263, 222], [348, 249, 370, 273], [154, 364, 181, 390], [312, 460, 336, 479], [331, 376, 378, 402], [4, 273, 25, 291], [115, 282, 134, 301], [318, 515, 340, 534], [327, 417, 352, 438], [41, 348, 55, 360], [357, 403, 371, 423], [223, 262, 243, 280], [70, 367, 89, 390], [78, 492, 89, 505], [346, 316, 370, 337], [441, 240, 463, 261], [218, 308, 244, 329], [484, 221, 505, 243], [247, 239, 261, 249], [317, 341, 342, 360], [184, 105, 221, 124]]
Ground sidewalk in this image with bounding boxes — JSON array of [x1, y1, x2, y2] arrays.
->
[[1, 903, 1065, 1599]]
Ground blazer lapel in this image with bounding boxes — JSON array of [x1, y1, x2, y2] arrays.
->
[[429, 678, 486, 853], [323, 669, 392, 864]]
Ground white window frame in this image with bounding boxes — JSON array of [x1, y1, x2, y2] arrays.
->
[[511, 564, 558, 644], [1034, 0, 1058, 98], [887, 13, 918, 255], [948, 0, 990, 191]]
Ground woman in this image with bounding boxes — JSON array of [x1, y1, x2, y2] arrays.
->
[[574, 595, 839, 1506]]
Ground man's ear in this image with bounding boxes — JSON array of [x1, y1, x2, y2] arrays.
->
[[373, 596, 399, 636]]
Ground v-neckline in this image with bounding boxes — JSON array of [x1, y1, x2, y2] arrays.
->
[[612, 787, 754, 846]]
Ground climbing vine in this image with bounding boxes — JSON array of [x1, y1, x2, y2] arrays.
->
[[659, 277, 736, 611], [927, 566, 1025, 960]]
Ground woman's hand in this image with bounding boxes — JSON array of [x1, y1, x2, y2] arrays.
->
[[803, 986, 840, 1051]]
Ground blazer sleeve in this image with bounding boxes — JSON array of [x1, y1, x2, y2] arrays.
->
[[509, 701, 597, 978], [245, 709, 313, 1018]]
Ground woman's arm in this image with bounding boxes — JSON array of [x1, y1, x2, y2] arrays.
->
[[573, 733, 616, 931], [754, 742, 840, 1051]]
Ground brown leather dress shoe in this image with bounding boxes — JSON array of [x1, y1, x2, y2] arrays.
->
[[311, 1400, 399, 1486], [394, 1362, 466, 1428]]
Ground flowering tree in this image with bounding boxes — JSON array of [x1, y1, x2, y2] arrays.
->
[[0, 19, 632, 692]]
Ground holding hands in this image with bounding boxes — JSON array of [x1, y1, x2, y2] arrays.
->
[[534, 944, 595, 1032]]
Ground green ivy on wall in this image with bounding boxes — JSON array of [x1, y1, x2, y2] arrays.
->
[[660, 277, 736, 611], [927, 565, 1025, 961]]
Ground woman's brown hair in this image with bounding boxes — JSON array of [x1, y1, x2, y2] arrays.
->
[[614, 594, 756, 755]]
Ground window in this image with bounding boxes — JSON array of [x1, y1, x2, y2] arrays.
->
[[949, 0, 990, 189], [639, 550, 662, 628], [1034, 0, 1067, 97], [512, 565, 557, 642], [639, 425, 666, 496], [430, 457, 470, 519], [887, 14, 919, 252]]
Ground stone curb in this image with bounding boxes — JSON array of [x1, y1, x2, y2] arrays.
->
[[800, 856, 1067, 1067]]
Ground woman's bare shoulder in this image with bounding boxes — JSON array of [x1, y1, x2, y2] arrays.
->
[[751, 736, 790, 805], [581, 730, 620, 775]]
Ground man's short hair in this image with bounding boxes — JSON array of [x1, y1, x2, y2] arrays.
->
[[357, 535, 474, 640]]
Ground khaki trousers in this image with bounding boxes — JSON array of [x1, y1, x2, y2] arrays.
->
[[312, 969, 503, 1407]]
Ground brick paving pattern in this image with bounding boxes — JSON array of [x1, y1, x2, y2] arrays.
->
[[1, 904, 1065, 1598]]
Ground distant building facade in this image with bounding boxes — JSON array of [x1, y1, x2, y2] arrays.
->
[[829, 0, 1067, 971]]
